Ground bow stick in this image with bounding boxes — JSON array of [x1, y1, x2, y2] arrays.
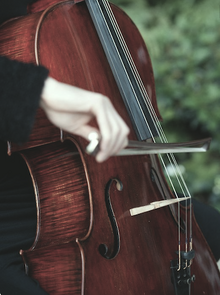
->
[[86, 132, 211, 156]]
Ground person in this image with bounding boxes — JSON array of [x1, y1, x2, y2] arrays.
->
[[0, 1, 129, 294], [0, 1, 220, 295]]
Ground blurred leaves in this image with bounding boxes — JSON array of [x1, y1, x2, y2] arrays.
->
[[112, 0, 220, 208]]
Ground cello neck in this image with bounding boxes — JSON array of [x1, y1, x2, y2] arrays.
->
[[85, 0, 158, 141]]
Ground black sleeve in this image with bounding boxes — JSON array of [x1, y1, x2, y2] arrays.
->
[[0, 55, 49, 143]]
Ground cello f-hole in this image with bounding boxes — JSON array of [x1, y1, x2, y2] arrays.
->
[[98, 178, 123, 259]]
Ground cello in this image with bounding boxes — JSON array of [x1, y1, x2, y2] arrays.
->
[[0, 0, 219, 294]]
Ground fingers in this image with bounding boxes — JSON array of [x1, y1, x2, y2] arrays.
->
[[41, 78, 130, 162], [72, 95, 129, 162], [73, 120, 129, 162], [91, 95, 130, 162]]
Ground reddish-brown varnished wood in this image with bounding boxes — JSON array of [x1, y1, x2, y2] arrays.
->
[[20, 139, 91, 294], [27, 0, 84, 14], [0, 1, 220, 294]]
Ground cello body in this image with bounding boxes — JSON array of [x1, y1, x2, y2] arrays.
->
[[0, 1, 219, 294]]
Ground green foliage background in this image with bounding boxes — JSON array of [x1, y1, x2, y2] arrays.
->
[[111, 0, 220, 209]]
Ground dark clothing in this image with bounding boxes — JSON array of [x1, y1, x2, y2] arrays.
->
[[0, 0, 36, 24], [0, 154, 48, 295], [0, 57, 48, 144]]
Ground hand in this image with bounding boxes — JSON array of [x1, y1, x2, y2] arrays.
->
[[40, 77, 130, 162]]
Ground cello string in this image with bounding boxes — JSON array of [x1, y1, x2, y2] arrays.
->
[[102, 0, 189, 195], [100, 0, 190, 252], [101, 0, 191, 222], [110, 0, 193, 258], [97, 0, 192, 255], [108, 0, 192, 237], [101, 3, 188, 263], [89, 0, 158, 140], [104, 0, 193, 263], [103, 0, 193, 250], [96, 1, 158, 140], [103, 0, 191, 198]]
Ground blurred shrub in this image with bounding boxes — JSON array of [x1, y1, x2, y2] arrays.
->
[[112, 0, 220, 208]]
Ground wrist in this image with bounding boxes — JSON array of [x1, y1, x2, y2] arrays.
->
[[40, 77, 58, 110]]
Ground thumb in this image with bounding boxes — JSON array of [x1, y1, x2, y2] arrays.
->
[[72, 125, 101, 143], [73, 125, 101, 158]]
